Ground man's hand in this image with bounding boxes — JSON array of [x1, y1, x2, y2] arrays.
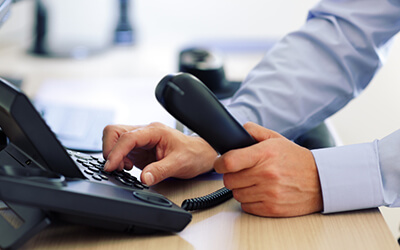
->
[[214, 122, 323, 217], [102, 122, 218, 186]]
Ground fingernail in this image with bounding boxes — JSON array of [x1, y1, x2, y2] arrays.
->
[[143, 172, 154, 186], [103, 160, 110, 171]]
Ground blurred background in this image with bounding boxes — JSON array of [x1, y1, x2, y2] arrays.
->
[[0, 0, 321, 88], [1, 0, 400, 241], [0, 0, 317, 49]]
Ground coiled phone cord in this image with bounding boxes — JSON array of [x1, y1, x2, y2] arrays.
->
[[181, 187, 233, 211]]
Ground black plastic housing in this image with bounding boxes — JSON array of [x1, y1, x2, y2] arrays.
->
[[155, 73, 256, 155]]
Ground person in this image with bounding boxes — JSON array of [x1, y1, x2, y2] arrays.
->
[[102, 0, 400, 217]]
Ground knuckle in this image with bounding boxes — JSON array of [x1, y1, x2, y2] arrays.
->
[[173, 151, 187, 164], [261, 144, 277, 158], [148, 122, 164, 129], [267, 186, 283, 200], [118, 132, 131, 141], [241, 201, 283, 217], [103, 124, 116, 135], [147, 122, 171, 138], [220, 154, 237, 172], [261, 166, 281, 181], [231, 189, 242, 201], [263, 203, 282, 217], [222, 174, 234, 190]]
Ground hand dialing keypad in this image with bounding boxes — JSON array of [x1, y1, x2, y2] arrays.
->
[[68, 150, 148, 190]]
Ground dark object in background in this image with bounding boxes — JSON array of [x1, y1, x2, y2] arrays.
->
[[0, 128, 7, 151], [114, 0, 134, 45], [294, 122, 337, 149], [31, 0, 47, 55], [31, 0, 135, 57], [178, 48, 241, 100]]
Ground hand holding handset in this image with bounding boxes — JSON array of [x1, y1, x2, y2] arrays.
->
[[155, 73, 256, 210]]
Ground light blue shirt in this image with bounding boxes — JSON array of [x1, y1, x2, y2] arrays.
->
[[226, 0, 400, 213]]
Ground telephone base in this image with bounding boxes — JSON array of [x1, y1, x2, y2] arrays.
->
[[0, 201, 51, 250]]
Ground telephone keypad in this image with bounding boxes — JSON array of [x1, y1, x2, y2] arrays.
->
[[68, 150, 149, 189]]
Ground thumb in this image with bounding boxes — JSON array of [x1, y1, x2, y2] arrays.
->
[[140, 160, 173, 186], [243, 122, 283, 142], [141, 169, 156, 186]]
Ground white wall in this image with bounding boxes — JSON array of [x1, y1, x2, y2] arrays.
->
[[0, 0, 318, 47], [134, 0, 318, 44]]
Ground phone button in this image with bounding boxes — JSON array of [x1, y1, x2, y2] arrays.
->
[[133, 191, 172, 207]]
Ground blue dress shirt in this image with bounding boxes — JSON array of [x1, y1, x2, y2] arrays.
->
[[226, 0, 400, 213]]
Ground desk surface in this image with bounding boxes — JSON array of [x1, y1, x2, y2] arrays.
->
[[0, 45, 398, 250], [19, 175, 398, 250]]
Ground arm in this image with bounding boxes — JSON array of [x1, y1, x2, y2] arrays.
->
[[227, 0, 400, 139], [225, 0, 400, 213]]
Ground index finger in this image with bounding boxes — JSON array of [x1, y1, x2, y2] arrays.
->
[[214, 144, 260, 174], [102, 124, 139, 159], [243, 122, 282, 141], [103, 126, 162, 172]]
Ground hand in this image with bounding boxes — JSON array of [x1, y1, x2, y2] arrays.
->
[[214, 122, 323, 217], [102, 122, 218, 186]]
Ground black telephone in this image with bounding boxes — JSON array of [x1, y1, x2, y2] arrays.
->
[[0, 78, 192, 249], [0, 72, 250, 249], [178, 47, 241, 100], [155, 73, 257, 210]]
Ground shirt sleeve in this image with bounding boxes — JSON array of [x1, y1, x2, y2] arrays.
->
[[226, 0, 400, 140], [314, 129, 400, 213], [377, 129, 400, 207], [225, 0, 400, 213], [312, 142, 385, 213]]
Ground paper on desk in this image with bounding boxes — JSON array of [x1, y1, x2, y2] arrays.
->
[[34, 77, 176, 151]]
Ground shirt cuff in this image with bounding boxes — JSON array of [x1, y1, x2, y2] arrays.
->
[[311, 142, 384, 213]]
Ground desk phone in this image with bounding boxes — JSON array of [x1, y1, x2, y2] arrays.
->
[[0, 78, 191, 249]]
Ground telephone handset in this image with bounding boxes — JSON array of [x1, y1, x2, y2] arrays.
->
[[155, 73, 256, 210]]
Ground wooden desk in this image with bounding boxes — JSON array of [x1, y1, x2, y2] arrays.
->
[[0, 45, 398, 250], [16, 173, 397, 250]]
